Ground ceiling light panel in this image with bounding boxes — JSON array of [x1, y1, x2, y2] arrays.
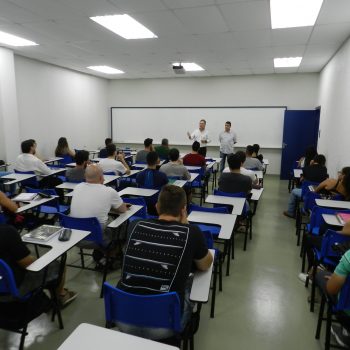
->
[[87, 65, 124, 74], [274, 57, 302, 68], [173, 62, 204, 71], [0, 31, 38, 46]]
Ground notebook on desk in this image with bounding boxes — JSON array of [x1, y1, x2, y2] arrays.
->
[[22, 225, 63, 242], [13, 193, 39, 202], [336, 213, 350, 225]]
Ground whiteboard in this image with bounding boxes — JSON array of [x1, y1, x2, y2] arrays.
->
[[111, 107, 286, 148]]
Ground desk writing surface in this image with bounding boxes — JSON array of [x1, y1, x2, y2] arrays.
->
[[293, 169, 302, 178], [0, 173, 36, 185], [44, 157, 63, 164], [190, 173, 199, 182], [122, 169, 142, 177], [263, 158, 269, 165], [205, 195, 245, 215], [16, 196, 57, 213], [58, 323, 179, 350], [46, 167, 66, 176], [118, 187, 158, 197], [250, 188, 264, 201], [190, 249, 214, 303], [185, 166, 201, 171], [188, 211, 236, 240], [315, 199, 350, 210], [252, 170, 263, 179], [107, 205, 143, 228], [322, 214, 344, 227], [24, 229, 90, 272]]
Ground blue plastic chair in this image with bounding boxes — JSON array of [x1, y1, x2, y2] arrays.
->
[[188, 167, 207, 206], [0, 259, 62, 350], [103, 282, 195, 347], [58, 154, 74, 167], [123, 197, 147, 221], [14, 170, 39, 188]]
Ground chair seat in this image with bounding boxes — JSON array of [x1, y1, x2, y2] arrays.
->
[[39, 204, 70, 215]]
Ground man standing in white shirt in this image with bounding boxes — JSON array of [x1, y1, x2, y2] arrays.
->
[[187, 119, 210, 157], [98, 144, 130, 176], [218, 121, 237, 172]]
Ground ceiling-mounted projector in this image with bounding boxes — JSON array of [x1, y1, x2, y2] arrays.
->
[[173, 64, 185, 74]]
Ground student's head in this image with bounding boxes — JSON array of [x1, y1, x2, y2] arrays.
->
[[85, 164, 103, 184], [146, 151, 159, 167], [144, 138, 153, 149], [105, 138, 112, 147], [304, 146, 318, 166], [199, 119, 206, 130], [246, 145, 254, 156], [21, 139, 36, 154], [156, 185, 187, 217], [252, 144, 260, 154], [161, 138, 169, 147], [106, 143, 117, 157], [227, 153, 242, 170], [313, 154, 326, 166], [192, 141, 200, 152], [75, 150, 89, 166], [57, 137, 68, 149], [225, 121, 231, 132], [169, 148, 180, 162], [235, 151, 246, 164]]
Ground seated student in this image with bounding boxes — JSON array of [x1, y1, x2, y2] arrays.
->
[[252, 144, 263, 163], [98, 144, 130, 176], [159, 148, 191, 180], [0, 191, 18, 213], [117, 185, 213, 339], [315, 166, 350, 200], [70, 164, 127, 231], [14, 139, 62, 188], [223, 151, 259, 187], [298, 145, 318, 168], [155, 138, 170, 160], [218, 153, 252, 195], [183, 141, 206, 168], [55, 137, 75, 158], [65, 150, 89, 182], [243, 145, 264, 171], [135, 138, 154, 163], [0, 224, 77, 306], [99, 138, 113, 158], [283, 154, 328, 218]]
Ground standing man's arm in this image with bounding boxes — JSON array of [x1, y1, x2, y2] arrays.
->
[[233, 132, 237, 144], [187, 131, 194, 140]]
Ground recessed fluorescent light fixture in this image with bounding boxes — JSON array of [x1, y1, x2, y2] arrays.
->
[[270, 0, 323, 29], [90, 14, 157, 39], [0, 31, 38, 47], [87, 66, 124, 74], [274, 57, 302, 68], [173, 62, 204, 72]]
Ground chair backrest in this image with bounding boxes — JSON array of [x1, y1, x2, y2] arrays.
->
[[59, 154, 74, 166], [309, 207, 350, 233], [58, 214, 103, 244], [123, 197, 147, 218], [213, 189, 246, 198], [0, 259, 20, 298], [103, 283, 182, 332], [336, 276, 350, 312], [301, 180, 320, 199], [201, 230, 214, 249], [302, 191, 321, 212], [188, 204, 229, 214], [14, 170, 39, 188], [320, 230, 350, 261]]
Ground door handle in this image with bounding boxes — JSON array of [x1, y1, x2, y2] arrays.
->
[[282, 142, 287, 149]]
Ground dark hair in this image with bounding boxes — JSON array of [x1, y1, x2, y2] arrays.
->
[[146, 151, 159, 166], [200, 119, 206, 124], [169, 148, 180, 162], [55, 137, 69, 156], [192, 141, 200, 152], [235, 151, 246, 164], [161, 138, 169, 146], [225, 121, 231, 126], [304, 146, 317, 167], [342, 167, 350, 199], [106, 143, 117, 157], [246, 145, 254, 156], [157, 185, 186, 216], [252, 144, 260, 153], [313, 154, 326, 166], [227, 153, 241, 170], [105, 138, 112, 146], [75, 150, 89, 165], [21, 139, 35, 153], [144, 138, 153, 148]]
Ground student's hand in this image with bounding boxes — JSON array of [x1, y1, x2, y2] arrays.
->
[[126, 203, 132, 209], [117, 153, 124, 161], [201, 139, 207, 144]]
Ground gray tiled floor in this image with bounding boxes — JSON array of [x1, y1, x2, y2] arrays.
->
[[0, 176, 325, 349]]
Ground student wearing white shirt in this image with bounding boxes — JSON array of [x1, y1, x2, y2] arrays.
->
[[98, 144, 130, 176], [218, 121, 237, 172], [187, 119, 211, 157]]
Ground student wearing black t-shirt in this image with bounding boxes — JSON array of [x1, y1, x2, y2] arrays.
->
[[0, 224, 77, 306], [118, 185, 212, 339]]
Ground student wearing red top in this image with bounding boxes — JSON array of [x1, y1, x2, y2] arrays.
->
[[183, 141, 206, 167]]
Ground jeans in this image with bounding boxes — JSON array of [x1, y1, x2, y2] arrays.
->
[[220, 152, 228, 172], [287, 188, 302, 215]]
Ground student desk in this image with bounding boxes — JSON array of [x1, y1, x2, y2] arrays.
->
[[185, 165, 202, 171], [88, 150, 99, 158], [118, 187, 159, 197], [57, 175, 119, 190], [293, 169, 303, 178], [132, 160, 165, 169], [252, 170, 263, 180], [315, 199, 350, 210], [188, 212, 236, 275], [322, 214, 344, 227], [47, 167, 66, 176], [16, 196, 57, 214], [172, 180, 187, 188], [205, 195, 245, 215], [23, 228, 90, 272], [250, 188, 264, 214], [0, 173, 36, 185], [0, 163, 10, 171], [57, 323, 179, 350], [107, 205, 143, 228], [44, 157, 63, 164]]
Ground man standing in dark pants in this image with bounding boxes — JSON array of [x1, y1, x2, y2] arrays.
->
[[187, 119, 210, 157]]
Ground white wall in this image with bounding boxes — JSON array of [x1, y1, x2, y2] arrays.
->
[[109, 74, 319, 174], [14, 56, 109, 160], [318, 37, 350, 177]]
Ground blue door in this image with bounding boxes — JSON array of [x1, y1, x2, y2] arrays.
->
[[280, 109, 320, 180]]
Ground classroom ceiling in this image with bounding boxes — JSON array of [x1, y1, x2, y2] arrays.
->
[[0, 0, 350, 79]]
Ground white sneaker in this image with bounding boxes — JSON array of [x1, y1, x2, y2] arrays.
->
[[298, 273, 311, 284]]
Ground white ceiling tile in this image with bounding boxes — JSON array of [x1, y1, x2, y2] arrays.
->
[[235, 29, 271, 48], [59, 0, 121, 17], [310, 23, 350, 45], [316, 0, 350, 25], [251, 67, 275, 75], [0, 1, 43, 23], [304, 44, 339, 58], [161, 0, 215, 9], [173, 6, 228, 34], [274, 67, 298, 74], [108, 0, 167, 13], [272, 45, 306, 57], [271, 28, 313, 46], [220, 1, 271, 31]]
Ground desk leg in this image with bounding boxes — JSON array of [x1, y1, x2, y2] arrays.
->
[[225, 240, 231, 276]]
